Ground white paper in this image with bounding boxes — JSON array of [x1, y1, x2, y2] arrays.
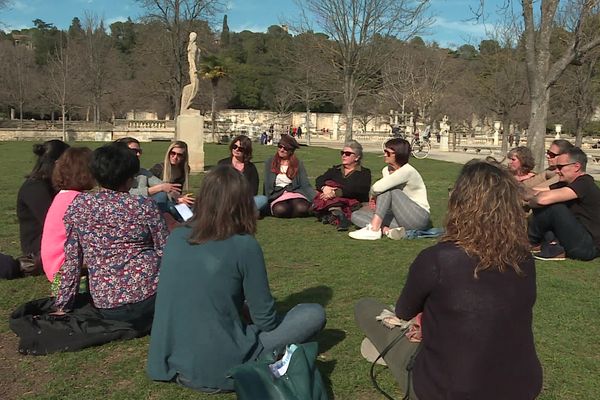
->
[[174, 204, 193, 221]]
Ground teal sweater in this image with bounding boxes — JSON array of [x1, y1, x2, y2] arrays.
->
[[146, 228, 278, 390]]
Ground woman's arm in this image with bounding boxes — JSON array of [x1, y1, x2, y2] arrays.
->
[[315, 167, 335, 190], [371, 166, 411, 196], [246, 162, 260, 196], [241, 238, 278, 332], [296, 161, 316, 199], [54, 222, 83, 311], [395, 248, 438, 320]]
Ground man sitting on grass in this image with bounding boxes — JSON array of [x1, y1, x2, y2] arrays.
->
[[527, 147, 600, 261]]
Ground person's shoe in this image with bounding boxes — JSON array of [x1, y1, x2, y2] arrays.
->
[[349, 224, 382, 240], [534, 243, 566, 261], [530, 243, 542, 254], [360, 337, 386, 366], [331, 209, 351, 231], [386, 227, 406, 240]]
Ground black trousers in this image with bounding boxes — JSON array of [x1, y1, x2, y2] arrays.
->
[[528, 203, 599, 261]]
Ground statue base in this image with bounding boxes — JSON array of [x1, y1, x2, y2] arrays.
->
[[440, 133, 449, 151], [176, 113, 204, 173]]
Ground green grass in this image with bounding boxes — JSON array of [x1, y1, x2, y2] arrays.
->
[[0, 141, 599, 399]]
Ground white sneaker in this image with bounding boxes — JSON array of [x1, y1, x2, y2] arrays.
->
[[349, 224, 382, 240], [386, 227, 406, 240]]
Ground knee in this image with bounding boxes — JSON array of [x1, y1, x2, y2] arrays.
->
[[295, 303, 326, 331], [292, 200, 310, 216], [354, 298, 383, 326], [271, 203, 290, 218]]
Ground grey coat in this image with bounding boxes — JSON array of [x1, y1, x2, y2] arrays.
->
[[263, 157, 316, 202]]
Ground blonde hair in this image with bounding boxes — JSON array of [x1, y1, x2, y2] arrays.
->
[[162, 141, 190, 190], [442, 160, 530, 277]]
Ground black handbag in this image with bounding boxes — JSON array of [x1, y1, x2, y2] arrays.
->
[[229, 342, 328, 400]]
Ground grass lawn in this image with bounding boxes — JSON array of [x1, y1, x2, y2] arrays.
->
[[0, 140, 599, 399]]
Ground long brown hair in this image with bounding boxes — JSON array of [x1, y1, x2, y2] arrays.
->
[[187, 165, 257, 244], [271, 134, 300, 178], [162, 141, 190, 190], [442, 160, 530, 277], [230, 135, 253, 163]]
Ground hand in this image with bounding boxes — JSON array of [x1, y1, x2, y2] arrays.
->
[[49, 310, 67, 316], [368, 197, 376, 210], [177, 193, 195, 206], [162, 182, 182, 195], [320, 186, 336, 200]]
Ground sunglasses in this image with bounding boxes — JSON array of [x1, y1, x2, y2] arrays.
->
[[232, 144, 245, 152], [383, 149, 395, 156], [169, 150, 185, 158], [130, 148, 142, 155], [555, 162, 576, 171], [278, 144, 293, 152], [340, 151, 355, 157], [546, 150, 560, 158]]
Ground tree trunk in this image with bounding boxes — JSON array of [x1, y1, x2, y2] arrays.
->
[[61, 105, 67, 142], [527, 88, 551, 173], [501, 116, 510, 153], [574, 118, 583, 147], [211, 81, 217, 143], [344, 72, 354, 141], [305, 108, 311, 146]]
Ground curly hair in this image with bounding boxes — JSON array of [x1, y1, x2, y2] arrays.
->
[[507, 146, 535, 174], [442, 160, 530, 278]]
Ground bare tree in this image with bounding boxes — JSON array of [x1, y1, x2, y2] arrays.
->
[[382, 42, 449, 128], [553, 51, 600, 146], [136, 0, 225, 116], [0, 41, 36, 125], [294, 0, 432, 140], [479, 0, 600, 170]]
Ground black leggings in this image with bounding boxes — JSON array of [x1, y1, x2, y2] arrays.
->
[[271, 199, 311, 218]]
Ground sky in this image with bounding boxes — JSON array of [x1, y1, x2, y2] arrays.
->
[[0, 0, 504, 49]]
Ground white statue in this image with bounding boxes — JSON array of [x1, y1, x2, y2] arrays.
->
[[180, 32, 201, 115]]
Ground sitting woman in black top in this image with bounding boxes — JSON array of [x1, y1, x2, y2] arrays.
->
[[314, 140, 371, 230], [355, 160, 542, 400], [16, 140, 70, 273], [218, 135, 268, 211]]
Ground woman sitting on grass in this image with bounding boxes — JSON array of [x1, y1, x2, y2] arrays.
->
[[41, 147, 96, 294], [149, 140, 194, 206], [147, 165, 326, 393], [507, 146, 537, 186], [53, 143, 169, 332], [264, 134, 316, 218], [16, 140, 70, 274], [355, 160, 542, 400], [314, 140, 371, 231], [218, 134, 268, 211], [349, 138, 430, 240]]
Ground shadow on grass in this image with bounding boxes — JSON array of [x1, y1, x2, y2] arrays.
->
[[275, 285, 333, 311], [316, 359, 337, 399]]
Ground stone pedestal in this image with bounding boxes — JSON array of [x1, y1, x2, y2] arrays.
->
[[176, 113, 204, 173], [440, 133, 449, 151]]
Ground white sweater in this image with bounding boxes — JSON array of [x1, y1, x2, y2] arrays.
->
[[371, 164, 430, 212]]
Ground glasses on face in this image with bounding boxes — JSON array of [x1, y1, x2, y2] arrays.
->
[[278, 144, 292, 152], [231, 144, 245, 152], [384, 149, 394, 156], [169, 150, 185, 158], [546, 150, 560, 159], [340, 151, 355, 157], [130, 147, 142, 155], [555, 162, 576, 171]]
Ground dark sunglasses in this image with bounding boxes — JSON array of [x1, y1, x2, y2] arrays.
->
[[340, 151, 355, 157], [546, 150, 560, 158], [169, 150, 185, 158], [555, 162, 576, 171], [278, 144, 293, 152], [232, 144, 245, 152], [130, 148, 142, 155]]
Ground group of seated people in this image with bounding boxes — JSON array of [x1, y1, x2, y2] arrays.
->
[[4, 133, 599, 398]]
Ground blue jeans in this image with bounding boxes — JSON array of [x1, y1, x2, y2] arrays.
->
[[254, 195, 268, 212], [151, 192, 170, 212], [257, 303, 326, 355], [529, 203, 599, 260]]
